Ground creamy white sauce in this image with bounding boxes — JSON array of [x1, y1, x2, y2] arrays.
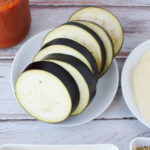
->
[[133, 50, 150, 122]]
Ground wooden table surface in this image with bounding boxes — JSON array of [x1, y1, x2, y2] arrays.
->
[[0, 0, 150, 149]]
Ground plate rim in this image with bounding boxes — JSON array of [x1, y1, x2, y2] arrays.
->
[[10, 29, 119, 127], [53, 59, 119, 127], [0, 144, 119, 150]]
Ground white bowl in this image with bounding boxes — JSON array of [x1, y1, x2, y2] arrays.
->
[[1, 144, 119, 150], [11, 29, 119, 127], [130, 137, 150, 150], [121, 39, 150, 128]]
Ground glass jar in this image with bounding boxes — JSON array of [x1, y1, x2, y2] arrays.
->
[[0, 0, 31, 48]]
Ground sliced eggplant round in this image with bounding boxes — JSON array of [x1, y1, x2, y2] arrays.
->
[[66, 22, 106, 74], [74, 20, 114, 76], [15, 61, 80, 123], [42, 23, 105, 74], [43, 54, 97, 116], [33, 38, 98, 78], [68, 7, 124, 56]]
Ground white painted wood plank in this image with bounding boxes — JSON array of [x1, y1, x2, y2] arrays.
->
[[0, 2, 148, 147], [0, 120, 149, 150], [29, 0, 150, 6], [0, 6, 150, 58], [0, 59, 134, 120]]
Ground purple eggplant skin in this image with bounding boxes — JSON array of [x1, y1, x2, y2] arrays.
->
[[24, 61, 80, 113], [65, 21, 106, 75], [41, 38, 99, 79], [43, 54, 97, 102]]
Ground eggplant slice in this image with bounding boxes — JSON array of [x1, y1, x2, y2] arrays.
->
[[15, 61, 79, 123], [74, 20, 114, 76], [33, 38, 98, 78], [43, 54, 97, 116], [69, 7, 124, 56], [66, 22, 106, 74], [42, 22, 105, 74]]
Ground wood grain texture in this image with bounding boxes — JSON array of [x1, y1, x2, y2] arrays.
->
[[0, 6, 150, 58], [29, 0, 150, 6], [0, 120, 149, 150]]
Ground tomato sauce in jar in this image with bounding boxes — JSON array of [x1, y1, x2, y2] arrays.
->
[[0, 0, 31, 48]]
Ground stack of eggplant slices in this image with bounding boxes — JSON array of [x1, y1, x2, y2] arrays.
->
[[15, 7, 124, 123]]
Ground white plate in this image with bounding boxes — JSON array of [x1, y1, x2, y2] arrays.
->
[[121, 39, 150, 128], [11, 29, 119, 127], [0, 144, 119, 150]]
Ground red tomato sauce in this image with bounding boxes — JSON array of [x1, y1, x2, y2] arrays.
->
[[0, 0, 31, 48]]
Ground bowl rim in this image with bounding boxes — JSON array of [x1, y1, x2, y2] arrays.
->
[[121, 39, 150, 128], [130, 137, 150, 150]]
